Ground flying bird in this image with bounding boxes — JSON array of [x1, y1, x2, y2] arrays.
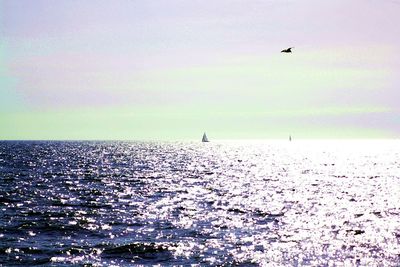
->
[[281, 47, 294, 53]]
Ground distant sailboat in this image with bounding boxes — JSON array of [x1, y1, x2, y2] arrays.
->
[[202, 132, 209, 142], [289, 135, 292, 142]]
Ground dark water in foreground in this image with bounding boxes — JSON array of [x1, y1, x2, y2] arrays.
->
[[0, 140, 400, 266]]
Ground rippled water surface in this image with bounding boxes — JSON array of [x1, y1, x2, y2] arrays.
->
[[1, 140, 400, 266]]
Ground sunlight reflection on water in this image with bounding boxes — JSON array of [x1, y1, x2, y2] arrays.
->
[[0, 140, 400, 266]]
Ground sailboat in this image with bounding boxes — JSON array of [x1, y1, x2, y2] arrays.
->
[[202, 132, 209, 142]]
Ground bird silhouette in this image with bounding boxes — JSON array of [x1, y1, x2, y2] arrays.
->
[[281, 47, 294, 53]]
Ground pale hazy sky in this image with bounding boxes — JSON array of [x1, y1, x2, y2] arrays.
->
[[1, 0, 400, 140]]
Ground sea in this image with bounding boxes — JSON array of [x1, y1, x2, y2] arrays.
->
[[0, 140, 399, 266]]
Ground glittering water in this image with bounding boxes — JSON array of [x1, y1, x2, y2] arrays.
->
[[1, 140, 400, 266]]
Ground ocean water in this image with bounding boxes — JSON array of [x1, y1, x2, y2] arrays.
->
[[0, 140, 400, 266]]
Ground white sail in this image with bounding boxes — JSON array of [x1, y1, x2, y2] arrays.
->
[[202, 132, 209, 142]]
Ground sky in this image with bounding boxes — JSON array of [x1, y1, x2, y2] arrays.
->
[[1, 0, 400, 140]]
